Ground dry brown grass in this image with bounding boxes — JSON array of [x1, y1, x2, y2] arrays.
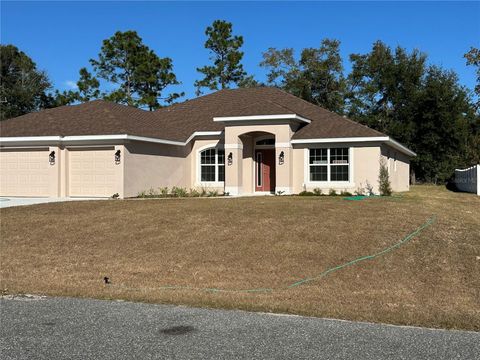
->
[[1, 185, 479, 331]]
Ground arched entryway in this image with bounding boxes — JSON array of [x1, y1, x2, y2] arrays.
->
[[253, 134, 276, 193]]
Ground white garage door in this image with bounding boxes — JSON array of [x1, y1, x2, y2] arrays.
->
[[0, 148, 51, 197], [69, 148, 117, 197]]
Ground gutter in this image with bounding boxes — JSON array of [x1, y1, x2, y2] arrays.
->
[[0, 131, 223, 147]]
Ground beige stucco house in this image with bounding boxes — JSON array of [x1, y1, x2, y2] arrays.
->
[[0, 87, 415, 198]]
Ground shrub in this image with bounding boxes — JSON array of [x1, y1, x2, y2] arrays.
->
[[355, 183, 365, 196], [189, 188, 200, 197], [328, 188, 337, 196], [313, 188, 322, 196], [159, 187, 169, 197], [200, 187, 207, 197], [299, 191, 315, 196], [147, 187, 157, 197], [171, 186, 187, 197], [111, 193, 120, 199], [378, 159, 392, 196], [138, 191, 147, 198], [365, 181, 375, 196], [207, 190, 218, 197], [340, 190, 352, 196]]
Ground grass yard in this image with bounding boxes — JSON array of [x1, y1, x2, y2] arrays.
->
[[1, 185, 479, 331]]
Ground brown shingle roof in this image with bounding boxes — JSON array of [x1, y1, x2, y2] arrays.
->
[[0, 87, 385, 141]]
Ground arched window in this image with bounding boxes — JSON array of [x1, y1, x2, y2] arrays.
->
[[200, 147, 225, 182]]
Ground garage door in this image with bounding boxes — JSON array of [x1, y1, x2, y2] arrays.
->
[[69, 148, 117, 197], [0, 148, 51, 197]]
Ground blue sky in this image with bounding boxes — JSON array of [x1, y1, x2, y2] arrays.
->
[[1, 1, 479, 100]]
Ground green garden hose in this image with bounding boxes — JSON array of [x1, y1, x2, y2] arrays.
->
[[112, 215, 436, 294]]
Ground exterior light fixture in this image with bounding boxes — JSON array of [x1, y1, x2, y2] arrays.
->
[[279, 151, 285, 165], [49, 151, 55, 165], [227, 152, 233, 165], [115, 150, 121, 164]]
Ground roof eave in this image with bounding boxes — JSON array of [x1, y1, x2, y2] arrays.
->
[[290, 136, 416, 157]]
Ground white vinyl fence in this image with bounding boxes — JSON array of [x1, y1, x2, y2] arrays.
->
[[454, 165, 480, 195]]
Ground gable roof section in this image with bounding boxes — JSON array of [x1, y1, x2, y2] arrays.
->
[[1, 87, 385, 143]]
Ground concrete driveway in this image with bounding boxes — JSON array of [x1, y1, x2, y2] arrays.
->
[[1, 296, 478, 360], [0, 197, 106, 208]]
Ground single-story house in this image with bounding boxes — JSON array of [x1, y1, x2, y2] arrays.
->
[[0, 87, 415, 198]]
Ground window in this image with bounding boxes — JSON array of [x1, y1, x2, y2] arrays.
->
[[308, 148, 349, 182], [200, 148, 225, 182], [309, 148, 328, 181], [256, 138, 275, 146], [330, 148, 349, 181], [256, 152, 263, 186]]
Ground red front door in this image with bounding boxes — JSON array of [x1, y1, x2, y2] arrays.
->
[[255, 149, 276, 192]]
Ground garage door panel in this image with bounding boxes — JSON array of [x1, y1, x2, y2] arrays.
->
[[0, 149, 50, 197], [69, 149, 117, 197]]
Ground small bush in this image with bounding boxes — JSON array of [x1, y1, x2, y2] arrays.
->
[[189, 188, 200, 197], [200, 187, 207, 197], [138, 191, 147, 198], [147, 187, 157, 197], [207, 190, 218, 197], [313, 188, 322, 196], [159, 187, 169, 197], [111, 193, 120, 199], [171, 186, 187, 197], [340, 190, 352, 196], [328, 188, 337, 196], [365, 181, 375, 196], [378, 159, 392, 196], [299, 191, 315, 196], [223, 191, 230, 196], [355, 182, 366, 196]]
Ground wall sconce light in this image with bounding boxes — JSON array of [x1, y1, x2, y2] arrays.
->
[[115, 150, 121, 164], [227, 152, 233, 165], [279, 151, 285, 165], [49, 151, 55, 165]]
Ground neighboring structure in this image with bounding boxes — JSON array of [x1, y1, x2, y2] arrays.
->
[[0, 87, 415, 198], [454, 165, 480, 195]]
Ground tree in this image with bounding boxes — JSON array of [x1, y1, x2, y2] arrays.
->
[[464, 47, 480, 109], [410, 66, 473, 183], [195, 20, 247, 95], [132, 49, 182, 110], [90, 30, 182, 109], [260, 39, 346, 113], [76, 67, 101, 102], [0, 44, 52, 120], [346, 41, 426, 137]]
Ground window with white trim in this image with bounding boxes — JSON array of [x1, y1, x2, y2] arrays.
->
[[200, 148, 225, 182], [309, 147, 349, 182]]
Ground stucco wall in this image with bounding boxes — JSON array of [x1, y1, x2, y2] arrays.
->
[[381, 144, 410, 192], [292, 143, 383, 194], [187, 138, 224, 193], [223, 123, 295, 195], [123, 141, 188, 198]]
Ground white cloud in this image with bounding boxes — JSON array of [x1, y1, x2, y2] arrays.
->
[[65, 80, 78, 90]]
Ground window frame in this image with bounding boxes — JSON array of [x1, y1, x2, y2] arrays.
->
[[304, 147, 354, 186], [197, 144, 225, 185]]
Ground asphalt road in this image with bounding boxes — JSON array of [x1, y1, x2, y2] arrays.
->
[[1, 296, 478, 359]]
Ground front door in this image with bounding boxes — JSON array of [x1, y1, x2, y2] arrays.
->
[[255, 149, 276, 192]]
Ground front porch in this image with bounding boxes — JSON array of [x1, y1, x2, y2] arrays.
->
[[221, 121, 301, 196]]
